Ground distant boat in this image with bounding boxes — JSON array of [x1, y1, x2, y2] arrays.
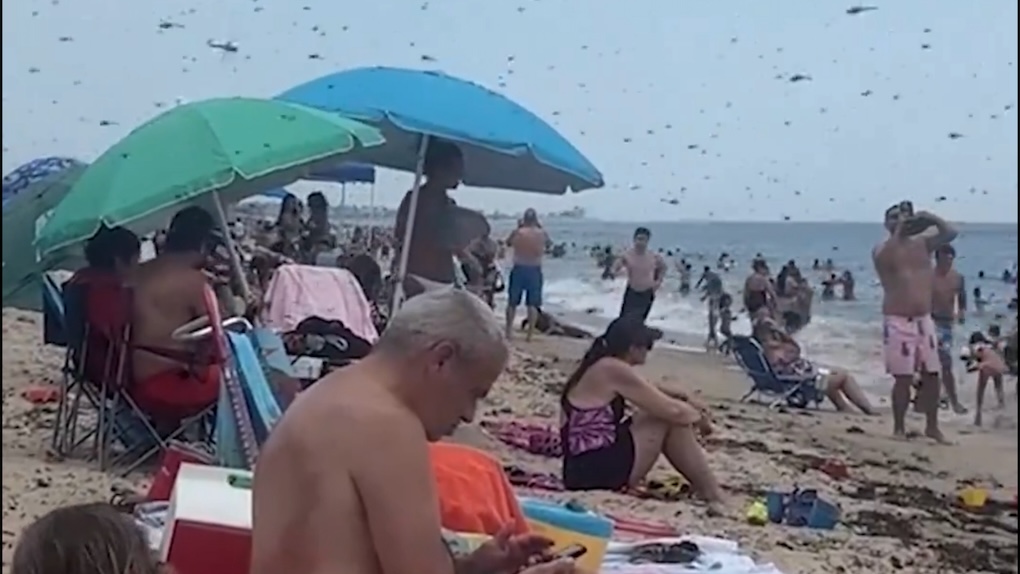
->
[[549, 207, 586, 219]]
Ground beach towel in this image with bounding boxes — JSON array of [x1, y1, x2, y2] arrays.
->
[[480, 420, 562, 457], [430, 443, 529, 536], [262, 264, 378, 342], [504, 465, 565, 491]]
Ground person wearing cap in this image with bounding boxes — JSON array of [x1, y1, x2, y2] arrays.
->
[[873, 202, 958, 442], [559, 315, 726, 515], [932, 243, 968, 414]]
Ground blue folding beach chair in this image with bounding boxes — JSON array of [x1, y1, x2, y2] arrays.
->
[[730, 335, 823, 409], [215, 329, 286, 470]]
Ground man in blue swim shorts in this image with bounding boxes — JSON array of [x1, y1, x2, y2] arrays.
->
[[932, 244, 968, 414], [505, 209, 548, 341]]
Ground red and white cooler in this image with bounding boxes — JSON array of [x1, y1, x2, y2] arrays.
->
[[160, 463, 253, 574]]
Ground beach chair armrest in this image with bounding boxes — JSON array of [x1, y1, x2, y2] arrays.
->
[[172, 316, 252, 341]]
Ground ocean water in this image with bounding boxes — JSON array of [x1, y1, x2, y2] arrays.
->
[[488, 219, 1018, 393]]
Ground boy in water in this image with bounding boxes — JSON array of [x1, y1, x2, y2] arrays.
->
[[706, 292, 734, 352], [678, 262, 693, 296], [717, 293, 735, 354]]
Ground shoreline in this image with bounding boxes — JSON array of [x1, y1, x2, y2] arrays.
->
[[539, 303, 1008, 427]]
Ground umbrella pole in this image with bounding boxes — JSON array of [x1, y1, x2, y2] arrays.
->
[[368, 183, 376, 251], [391, 135, 431, 315], [211, 191, 253, 303]]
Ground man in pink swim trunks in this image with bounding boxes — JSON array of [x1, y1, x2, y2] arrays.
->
[[873, 202, 958, 442]]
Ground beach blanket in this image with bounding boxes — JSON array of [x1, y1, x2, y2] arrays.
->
[[262, 265, 378, 342], [504, 464, 565, 491], [481, 420, 561, 457], [602, 537, 785, 573], [430, 443, 529, 536]]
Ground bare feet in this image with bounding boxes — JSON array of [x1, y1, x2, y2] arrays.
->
[[925, 428, 952, 444], [951, 402, 969, 415], [893, 429, 923, 441], [705, 502, 726, 517]]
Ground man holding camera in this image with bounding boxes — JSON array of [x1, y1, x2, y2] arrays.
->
[[873, 202, 958, 443]]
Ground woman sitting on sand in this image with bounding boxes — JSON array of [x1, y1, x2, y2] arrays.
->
[[559, 315, 726, 513], [749, 292, 874, 414], [12, 502, 171, 574]]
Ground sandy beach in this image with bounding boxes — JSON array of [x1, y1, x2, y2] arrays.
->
[[2, 307, 1017, 574]]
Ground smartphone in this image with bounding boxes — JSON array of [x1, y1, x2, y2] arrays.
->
[[898, 200, 914, 217], [554, 544, 588, 560]]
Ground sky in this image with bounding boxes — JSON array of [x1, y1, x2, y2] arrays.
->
[[3, 0, 1017, 222]]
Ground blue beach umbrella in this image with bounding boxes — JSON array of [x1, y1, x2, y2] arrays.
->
[[278, 66, 603, 194], [307, 161, 376, 184], [2, 157, 88, 310], [260, 188, 292, 200], [260, 162, 376, 200], [3, 156, 82, 209], [280, 66, 603, 307]]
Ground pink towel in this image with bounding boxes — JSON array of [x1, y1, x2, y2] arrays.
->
[[261, 265, 379, 342], [480, 420, 562, 457]]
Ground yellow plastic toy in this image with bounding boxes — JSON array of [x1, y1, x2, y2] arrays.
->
[[959, 487, 988, 509], [745, 500, 769, 525]]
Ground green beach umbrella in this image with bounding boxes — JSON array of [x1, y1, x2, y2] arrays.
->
[[2, 159, 87, 310], [36, 97, 385, 255]]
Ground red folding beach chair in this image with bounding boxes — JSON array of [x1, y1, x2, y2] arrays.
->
[[52, 272, 218, 475]]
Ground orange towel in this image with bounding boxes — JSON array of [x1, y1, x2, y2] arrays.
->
[[429, 443, 529, 536]]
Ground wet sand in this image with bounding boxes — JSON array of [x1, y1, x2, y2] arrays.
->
[[2, 308, 1017, 573]]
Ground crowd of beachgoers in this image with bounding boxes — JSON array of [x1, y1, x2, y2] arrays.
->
[[1, 140, 1017, 574]]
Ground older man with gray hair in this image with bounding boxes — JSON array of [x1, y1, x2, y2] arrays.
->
[[251, 288, 578, 574]]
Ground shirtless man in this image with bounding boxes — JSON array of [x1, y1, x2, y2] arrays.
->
[[614, 227, 666, 320], [251, 289, 577, 574], [505, 209, 548, 340], [872, 203, 958, 442], [932, 244, 968, 414], [395, 141, 481, 299], [742, 259, 774, 315], [131, 207, 222, 428]]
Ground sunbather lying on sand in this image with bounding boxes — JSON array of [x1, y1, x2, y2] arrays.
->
[[12, 502, 170, 574], [252, 288, 579, 574], [559, 315, 727, 515], [751, 304, 874, 415]]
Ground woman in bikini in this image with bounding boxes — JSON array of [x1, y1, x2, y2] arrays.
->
[[559, 315, 726, 513], [751, 303, 874, 414]]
